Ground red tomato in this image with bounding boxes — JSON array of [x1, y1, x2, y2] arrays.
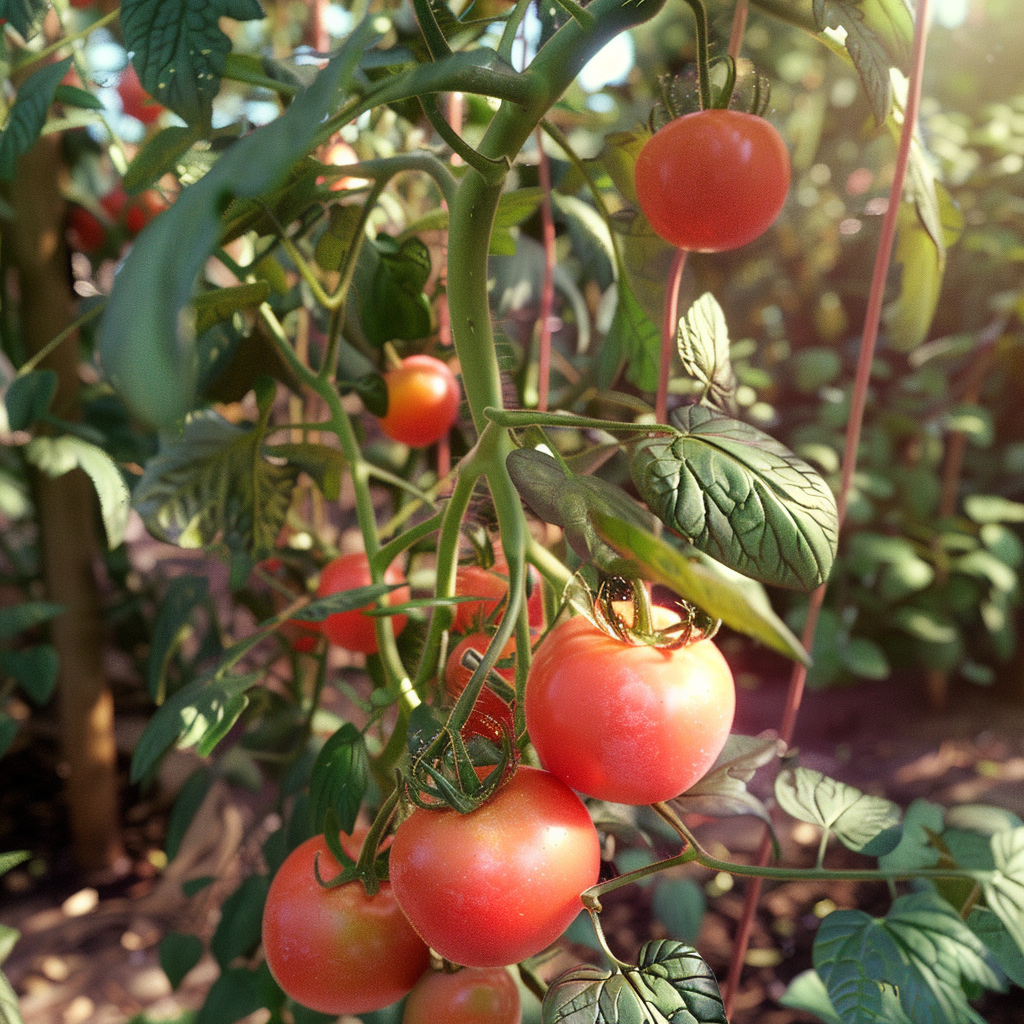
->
[[66, 205, 106, 254], [123, 189, 167, 234], [445, 631, 516, 699], [117, 64, 163, 126], [633, 109, 790, 252], [525, 611, 735, 804], [316, 552, 409, 655], [262, 831, 431, 1015], [402, 967, 521, 1024], [379, 355, 461, 448], [452, 557, 544, 633], [390, 766, 600, 967]]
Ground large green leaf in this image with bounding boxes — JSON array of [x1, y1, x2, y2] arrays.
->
[[211, 874, 270, 969], [0, 57, 71, 181], [24, 435, 130, 549], [780, 968, 913, 1024], [814, 892, 1003, 1024], [120, 0, 266, 126], [967, 908, 1024, 988], [132, 408, 298, 562], [593, 511, 808, 663], [309, 723, 369, 836], [97, 21, 381, 425], [775, 765, 903, 856], [542, 940, 727, 1024], [631, 405, 839, 591], [0, 0, 48, 40], [981, 827, 1024, 959], [812, 0, 913, 125]]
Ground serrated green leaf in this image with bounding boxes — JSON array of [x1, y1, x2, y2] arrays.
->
[[0, 647, 58, 706], [4, 369, 57, 430], [133, 409, 298, 561], [0, 57, 73, 182], [159, 932, 204, 990], [775, 765, 902, 855], [677, 293, 737, 411], [780, 967, 915, 1024], [543, 940, 727, 1024], [23, 436, 130, 549], [130, 672, 258, 782], [120, 0, 266, 125], [672, 733, 785, 831], [0, 0, 49, 40], [631, 405, 839, 591], [812, 0, 913, 125], [211, 874, 270, 969], [981, 828, 1024, 959], [99, 25, 382, 425], [0, 601, 64, 640], [290, 584, 394, 623], [309, 723, 369, 835], [593, 511, 809, 663]]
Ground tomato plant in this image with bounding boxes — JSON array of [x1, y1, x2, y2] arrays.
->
[[116, 64, 163, 126], [402, 966, 521, 1024], [317, 552, 409, 654], [66, 204, 107, 254], [378, 354, 461, 448], [123, 190, 168, 235], [452, 557, 544, 633], [444, 631, 515, 698], [525, 610, 736, 805], [389, 766, 601, 967], [261, 831, 431, 1015], [633, 109, 791, 252]]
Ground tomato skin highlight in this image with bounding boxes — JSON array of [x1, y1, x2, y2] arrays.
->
[[261, 832, 431, 1015], [379, 354, 461, 448], [316, 552, 409, 654], [525, 614, 736, 805], [402, 966, 521, 1024], [633, 109, 791, 252], [390, 766, 601, 967]]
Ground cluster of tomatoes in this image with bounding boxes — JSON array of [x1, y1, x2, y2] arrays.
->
[[262, 539, 736, 1018]]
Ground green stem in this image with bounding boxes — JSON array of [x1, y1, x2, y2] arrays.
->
[[412, 0, 454, 58], [681, 0, 713, 112], [19, 303, 104, 374], [485, 406, 669, 434]]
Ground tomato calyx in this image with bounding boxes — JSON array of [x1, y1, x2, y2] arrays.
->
[[573, 575, 721, 650], [314, 798, 399, 898]]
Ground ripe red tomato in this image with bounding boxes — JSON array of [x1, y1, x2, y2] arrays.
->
[[452, 557, 544, 633], [390, 766, 600, 967], [525, 611, 735, 804], [379, 355, 461, 448], [66, 205, 107, 254], [402, 967, 521, 1024], [633, 109, 791, 252], [262, 830, 431, 1014], [317, 552, 409, 654], [123, 189, 167, 234], [117, 64, 163, 126]]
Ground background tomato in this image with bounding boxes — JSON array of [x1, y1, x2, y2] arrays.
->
[[379, 354, 461, 447], [66, 205, 107, 254], [445, 631, 517, 736], [262, 831, 431, 1015], [633, 109, 790, 252], [317, 551, 409, 654], [117, 64, 163, 125], [452, 557, 544, 633], [525, 612, 736, 804], [390, 766, 600, 967], [402, 966, 521, 1024]]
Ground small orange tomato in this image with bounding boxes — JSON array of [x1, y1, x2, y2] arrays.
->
[[379, 355, 461, 448]]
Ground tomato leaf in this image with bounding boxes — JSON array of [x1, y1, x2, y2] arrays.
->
[[133, 404, 298, 563], [0, 647, 57, 707], [211, 874, 271, 969], [967, 907, 1024, 988], [0, 601, 64, 640], [677, 293, 737, 412], [780, 967, 913, 1024], [265, 442, 348, 503], [351, 236, 434, 349], [601, 274, 661, 394], [651, 878, 706, 945], [0, 0, 49, 41], [193, 282, 273, 337], [24, 435, 131, 550], [981, 827, 1024, 959], [542, 940, 728, 1024], [130, 672, 260, 783], [309, 723, 369, 836], [194, 964, 268, 1024], [775, 765, 903, 856], [877, 798, 945, 874], [0, 852, 29, 880], [146, 574, 209, 702], [4, 369, 57, 430], [120, 0, 265, 126], [811, 0, 913, 126], [164, 767, 214, 862], [630, 404, 839, 591], [0, 57, 70, 181], [591, 510, 809, 663], [814, 893, 1003, 1024], [124, 124, 205, 193], [673, 733, 785, 835], [289, 584, 395, 622], [159, 931, 204, 990]]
